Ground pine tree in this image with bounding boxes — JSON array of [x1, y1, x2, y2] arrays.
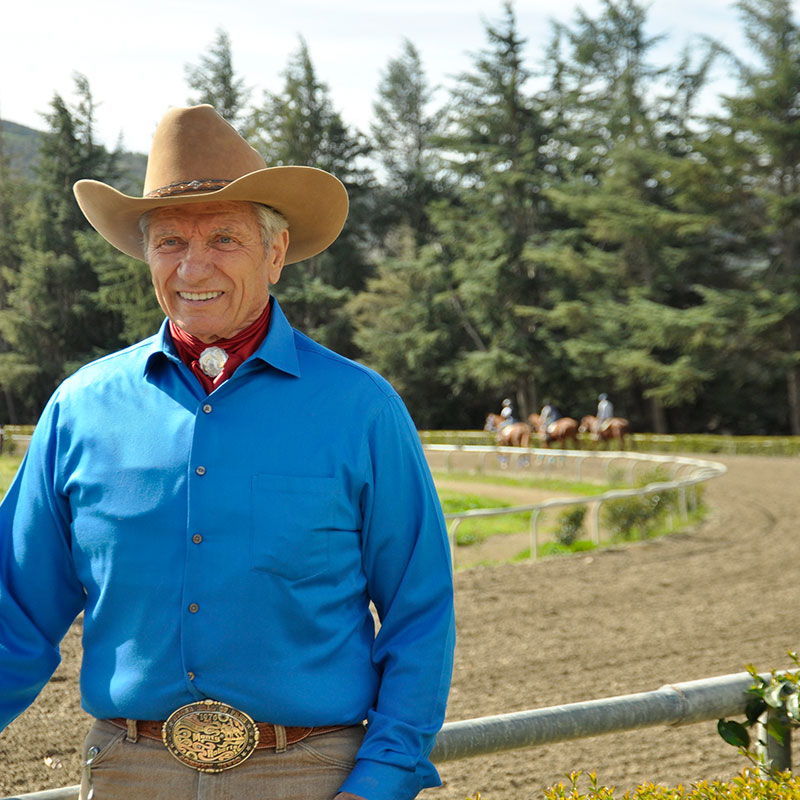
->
[[533, 0, 734, 431], [185, 28, 249, 127], [710, 0, 800, 433], [0, 77, 120, 419], [246, 39, 374, 355], [0, 117, 29, 422], [428, 2, 556, 419], [370, 39, 446, 251]]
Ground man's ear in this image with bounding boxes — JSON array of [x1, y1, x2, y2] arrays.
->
[[267, 229, 290, 285]]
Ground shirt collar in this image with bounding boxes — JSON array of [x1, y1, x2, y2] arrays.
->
[[144, 297, 301, 379]]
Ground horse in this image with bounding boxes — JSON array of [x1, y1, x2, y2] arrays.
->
[[579, 415, 631, 450], [484, 413, 532, 448], [528, 413, 580, 449]]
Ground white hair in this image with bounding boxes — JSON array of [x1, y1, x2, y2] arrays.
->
[[139, 202, 289, 258]]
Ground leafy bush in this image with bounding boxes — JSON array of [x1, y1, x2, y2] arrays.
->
[[468, 769, 800, 800], [601, 467, 680, 541], [602, 494, 661, 541], [555, 505, 587, 546], [718, 652, 800, 778]]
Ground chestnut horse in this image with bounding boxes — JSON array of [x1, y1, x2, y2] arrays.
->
[[579, 415, 631, 450], [528, 413, 580, 449], [484, 413, 532, 448]]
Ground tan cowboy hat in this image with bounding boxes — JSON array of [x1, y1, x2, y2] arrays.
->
[[73, 104, 349, 265]]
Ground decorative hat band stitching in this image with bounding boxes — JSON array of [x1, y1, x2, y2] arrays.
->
[[146, 179, 233, 198]]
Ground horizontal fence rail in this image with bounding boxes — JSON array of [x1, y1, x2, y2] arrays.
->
[[424, 445, 727, 562], [432, 671, 765, 761], [6, 671, 794, 800], [419, 430, 800, 456]]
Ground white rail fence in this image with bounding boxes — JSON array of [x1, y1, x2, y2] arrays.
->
[[424, 445, 727, 563], [4, 670, 794, 800]]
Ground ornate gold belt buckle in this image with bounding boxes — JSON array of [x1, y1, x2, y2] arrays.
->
[[162, 699, 260, 772]]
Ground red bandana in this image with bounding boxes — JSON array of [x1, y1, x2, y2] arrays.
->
[[169, 301, 272, 393]]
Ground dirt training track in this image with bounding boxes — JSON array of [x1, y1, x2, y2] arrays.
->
[[1, 453, 799, 797]]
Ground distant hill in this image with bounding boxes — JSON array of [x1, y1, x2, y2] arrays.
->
[[1, 118, 147, 193], [0, 119, 41, 181]]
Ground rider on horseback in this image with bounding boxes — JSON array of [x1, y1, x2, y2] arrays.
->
[[540, 402, 562, 444], [499, 397, 516, 428], [596, 393, 614, 433]]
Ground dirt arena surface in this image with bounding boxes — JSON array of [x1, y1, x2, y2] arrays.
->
[[1, 452, 799, 797]]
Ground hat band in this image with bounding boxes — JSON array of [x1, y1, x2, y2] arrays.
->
[[146, 178, 233, 198]]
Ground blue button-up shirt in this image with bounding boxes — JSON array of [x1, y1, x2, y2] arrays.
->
[[0, 299, 455, 800]]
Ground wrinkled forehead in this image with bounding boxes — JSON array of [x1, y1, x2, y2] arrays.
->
[[146, 200, 259, 232]]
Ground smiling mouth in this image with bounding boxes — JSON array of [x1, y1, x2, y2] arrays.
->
[[178, 291, 223, 301]]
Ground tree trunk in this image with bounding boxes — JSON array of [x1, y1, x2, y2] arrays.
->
[[650, 396, 667, 434], [518, 377, 538, 422], [787, 365, 800, 435], [2, 385, 17, 425]]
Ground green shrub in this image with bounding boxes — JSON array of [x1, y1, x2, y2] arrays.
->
[[718, 653, 800, 778], [602, 494, 659, 540], [468, 769, 800, 799], [555, 505, 587, 546], [601, 467, 680, 541]]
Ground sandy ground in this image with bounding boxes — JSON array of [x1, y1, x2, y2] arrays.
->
[[1, 452, 799, 797]]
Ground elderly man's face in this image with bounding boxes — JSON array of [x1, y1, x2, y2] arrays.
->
[[146, 200, 288, 343]]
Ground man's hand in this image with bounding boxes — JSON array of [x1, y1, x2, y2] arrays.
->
[[334, 794, 367, 800]]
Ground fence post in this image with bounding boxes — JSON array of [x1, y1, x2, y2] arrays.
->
[[754, 708, 793, 774], [448, 519, 461, 567], [591, 500, 602, 546], [529, 509, 541, 562], [678, 486, 688, 523]]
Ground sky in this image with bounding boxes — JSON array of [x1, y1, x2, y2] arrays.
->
[[2, 0, 798, 156]]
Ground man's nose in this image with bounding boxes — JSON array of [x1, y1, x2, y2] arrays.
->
[[178, 241, 214, 280]]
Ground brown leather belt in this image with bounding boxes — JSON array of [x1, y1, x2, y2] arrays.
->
[[107, 699, 356, 773], [108, 717, 348, 749]]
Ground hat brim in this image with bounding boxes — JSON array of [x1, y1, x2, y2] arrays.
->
[[74, 166, 349, 265]]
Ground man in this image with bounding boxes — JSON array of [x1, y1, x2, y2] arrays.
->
[[539, 401, 562, 443], [0, 105, 455, 800], [499, 397, 515, 427], [596, 393, 614, 433]]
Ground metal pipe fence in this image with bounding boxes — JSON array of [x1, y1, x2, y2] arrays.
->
[[425, 445, 726, 563], [4, 671, 793, 800]]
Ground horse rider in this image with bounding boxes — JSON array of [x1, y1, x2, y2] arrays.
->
[[499, 397, 515, 428], [539, 402, 562, 443], [596, 393, 614, 433], [0, 105, 455, 800]]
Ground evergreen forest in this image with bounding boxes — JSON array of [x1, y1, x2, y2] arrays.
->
[[1, 0, 799, 435]]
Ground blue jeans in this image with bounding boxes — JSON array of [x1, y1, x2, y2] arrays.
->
[[80, 719, 364, 799]]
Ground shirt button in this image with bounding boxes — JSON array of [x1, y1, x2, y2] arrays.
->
[[195, 466, 206, 476], [192, 534, 203, 544], [188, 603, 199, 613], [202, 404, 212, 414], [187, 671, 196, 681]]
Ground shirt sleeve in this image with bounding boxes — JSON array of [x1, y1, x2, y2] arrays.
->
[[0, 395, 86, 730], [338, 395, 455, 800]]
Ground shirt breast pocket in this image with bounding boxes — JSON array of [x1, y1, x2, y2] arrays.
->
[[250, 473, 335, 581]]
